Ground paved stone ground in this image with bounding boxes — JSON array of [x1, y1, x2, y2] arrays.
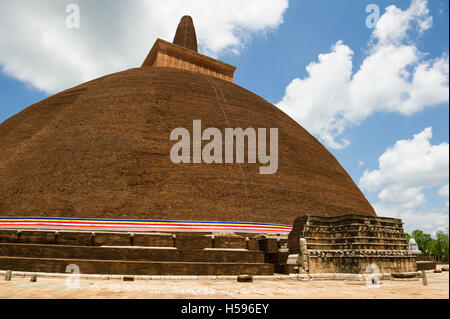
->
[[0, 269, 448, 299]]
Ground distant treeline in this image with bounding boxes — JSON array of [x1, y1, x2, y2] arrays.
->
[[405, 228, 449, 262]]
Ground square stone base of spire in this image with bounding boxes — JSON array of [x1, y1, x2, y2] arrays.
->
[[142, 39, 236, 83]]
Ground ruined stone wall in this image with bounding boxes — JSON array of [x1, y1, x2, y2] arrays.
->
[[288, 215, 417, 274]]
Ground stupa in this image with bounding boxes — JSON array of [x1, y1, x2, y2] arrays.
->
[[0, 17, 417, 276], [0, 16, 376, 231]]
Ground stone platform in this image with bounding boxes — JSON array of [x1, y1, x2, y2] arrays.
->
[[0, 215, 420, 276], [0, 229, 273, 276]]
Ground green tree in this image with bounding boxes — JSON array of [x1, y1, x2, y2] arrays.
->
[[411, 230, 433, 255], [430, 229, 449, 262], [405, 232, 411, 245]]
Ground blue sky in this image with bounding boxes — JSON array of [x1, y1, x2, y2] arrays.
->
[[0, 0, 448, 234], [226, 0, 449, 234]]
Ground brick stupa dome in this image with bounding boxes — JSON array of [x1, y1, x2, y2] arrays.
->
[[0, 17, 376, 225]]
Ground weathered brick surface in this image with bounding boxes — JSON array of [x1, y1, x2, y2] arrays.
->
[[0, 66, 376, 224], [258, 238, 279, 253], [172, 16, 198, 52]]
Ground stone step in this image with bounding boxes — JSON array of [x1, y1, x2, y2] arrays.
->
[[0, 229, 256, 250], [0, 229, 172, 246], [264, 251, 289, 264], [0, 243, 264, 263], [0, 256, 274, 276]]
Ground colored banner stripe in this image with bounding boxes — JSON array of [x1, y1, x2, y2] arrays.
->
[[0, 217, 292, 234]]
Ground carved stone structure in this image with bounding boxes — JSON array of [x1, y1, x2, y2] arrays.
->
[[408, 238, 421, 255], [287, 215, 417, 274]]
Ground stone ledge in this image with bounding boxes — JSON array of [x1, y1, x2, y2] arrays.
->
[[0, 270, 396, 281]]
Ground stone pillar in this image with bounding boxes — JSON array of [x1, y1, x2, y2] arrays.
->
[[172, 234, 177, 248], [286, 237, 309, 273], [90, 232, 96, 246], [129, 232, 135, 246], [299, 238, 309, 272]]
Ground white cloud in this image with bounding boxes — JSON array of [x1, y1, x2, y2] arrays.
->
[[276, 41, 354, 149], [374, 204, 448, 235], [358, 160, 364, 167], [439, 184, 449, 197], [438, 184, 449, 207], [0, 0, 288, 93], [277, 0, 449, 149], [360, 127, 449, 195], [360, 127, 449, 234], [372, 0, 432, 46], [378, 186, 426, 209]]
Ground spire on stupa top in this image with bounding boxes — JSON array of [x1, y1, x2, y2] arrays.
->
[[172, 16, 198, 52], [141, 16, 236, 83]]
